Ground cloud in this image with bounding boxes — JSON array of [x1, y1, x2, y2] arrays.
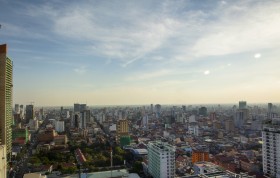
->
[[254, 53, 261, 58], [125, 69, 172, 81], [74, 66, 87, 74], [191, 1, 280, 57]]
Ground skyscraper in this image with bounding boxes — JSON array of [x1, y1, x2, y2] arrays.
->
[[14, 104, 19, 114], [74, 103, 80, 113], [268, 103, 273, 113], [25, 104, 34, 124], [148, 141, 175, 178], [262, 119, 280, 177], [234, 109, 249, 128], [0, 44, 13, 161], [239, 101, 247, 109]]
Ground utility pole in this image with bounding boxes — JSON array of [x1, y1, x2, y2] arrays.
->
[[110, 147, 113, 178]]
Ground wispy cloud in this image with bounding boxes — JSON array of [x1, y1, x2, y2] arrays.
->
[[74, 66, 87, 75], [191, 1, 280, 57], [125, 69, 172, 81]]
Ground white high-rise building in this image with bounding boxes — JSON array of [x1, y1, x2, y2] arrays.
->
[[262, 119, 280, 178], [148, 141, 175, 178], [142, 115, 148, 127], [55, 120, 65, 132]]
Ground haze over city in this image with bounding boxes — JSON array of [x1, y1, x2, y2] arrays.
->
[[1, 0, 280, 106]]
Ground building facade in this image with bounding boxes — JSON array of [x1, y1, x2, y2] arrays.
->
[[262, 122, 280, 178], [25, 105, 34, 124], [0, 44, 13, 161], [12, 128, 29, 143], [148, 141, 175, 178], [117, 119, 129, 136], [55, 120, 65, 132], [0, 145, 7, 178]]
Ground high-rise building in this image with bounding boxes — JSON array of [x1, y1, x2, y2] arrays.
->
[[74, 103, 87, 113], [234, 109, 249, 128], [148, 141, 175, 178], [80, 104, 87, 112], [199, 106, 207, 116], [262, 119, 280, 177], [268, 103, 273, 113], [79, 111, 89, 129], [117, 119, 129, 136], [25, 105, 34, 124], [0, 44, 13, 161], [0, 145, 7, 178], [142, 115, 148, 127], [74, 114, 79, 128], [239, 101, 247, 109], [182, 105, 186, 112], [14, 104, 20, 114], [74, 103, 80, 113], [55, 120, 65, 132], [19, 104, 24, 116], [155, 104, 161, 118]]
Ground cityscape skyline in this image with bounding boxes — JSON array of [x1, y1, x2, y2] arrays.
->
[[1, 0, 280, 106]]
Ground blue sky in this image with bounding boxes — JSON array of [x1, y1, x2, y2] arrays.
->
[[1, 0, 280, 106]]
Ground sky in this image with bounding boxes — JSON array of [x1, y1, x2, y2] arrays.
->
[[0, 0, 280, 106]]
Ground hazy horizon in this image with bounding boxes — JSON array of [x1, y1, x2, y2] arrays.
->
[[1, 0, 280, 106]]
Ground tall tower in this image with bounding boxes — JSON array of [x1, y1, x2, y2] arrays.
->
[[0, 44, 13, 160], [239, 101, 247, 109], [25, 104, 34, 124], [262, 119, 280, 177]]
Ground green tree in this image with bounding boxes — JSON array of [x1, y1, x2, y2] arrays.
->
[[114, 146, 125, 155], [131, 161, 143, 174], [40, 156, 50, 164]]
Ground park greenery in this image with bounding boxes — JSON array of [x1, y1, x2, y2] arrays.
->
[[28, 140, 131, 174]]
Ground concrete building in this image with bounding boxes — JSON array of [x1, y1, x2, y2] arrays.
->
[[225, 119, 235, 132], [12, 128, 29, 143], [117, 119, 129, 137], [74, 103, 80, 113], [239, 101, 247, 109], [55, 120, 65, 132], [0, 145, 7, 178], [0, 44, 13, 160], [155, 104, 161, 118], [192, 148, 209, 164], [234, 109, 249, 128], [25, 105, 34, 124], [199, 107, 207, 117], [262, 119, 280, 178], [80, 110, 90, 128], [74, 103, 87, 113], [147, 141, 175, 178], [268, 103, 273, 113], [14, 104, 20, 114], [189, 123, 199, 136], [142, 115, 148, 127]]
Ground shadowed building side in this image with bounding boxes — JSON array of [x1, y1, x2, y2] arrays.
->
[[0, 44, 13, 162]]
